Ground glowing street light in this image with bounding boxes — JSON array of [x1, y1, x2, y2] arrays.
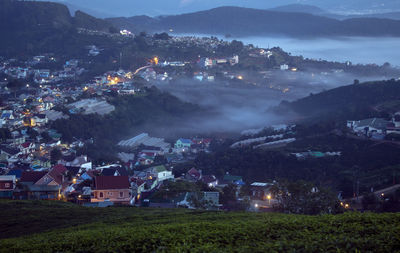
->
[[267, 194, 271, 205]]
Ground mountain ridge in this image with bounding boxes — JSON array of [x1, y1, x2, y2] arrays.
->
[[107, 6, 400, 37]]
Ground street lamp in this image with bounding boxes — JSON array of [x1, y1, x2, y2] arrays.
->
[[267, 194, 271, 205]]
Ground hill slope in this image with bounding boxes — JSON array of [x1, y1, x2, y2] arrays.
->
[[277, 79, 400, 121], [0, 0, 116, 56], [108, 6, 400, 37], [0, 200, 399, 252]]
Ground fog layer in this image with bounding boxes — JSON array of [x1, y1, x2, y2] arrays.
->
[[236, 36, 400, 67]]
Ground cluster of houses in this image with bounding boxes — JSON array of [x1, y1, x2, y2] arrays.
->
[[0, 56, 85, 85], [347, 114, 400, 139], [0, 157, 278, 211]]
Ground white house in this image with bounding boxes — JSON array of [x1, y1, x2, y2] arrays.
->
[[347, 118, 390, 135]]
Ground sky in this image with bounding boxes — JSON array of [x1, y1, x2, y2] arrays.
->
[[48, 0, 400, 17]]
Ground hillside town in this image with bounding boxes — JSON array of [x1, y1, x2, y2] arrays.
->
[[0, 30, 400, 212], [0, 48, 286, 210]]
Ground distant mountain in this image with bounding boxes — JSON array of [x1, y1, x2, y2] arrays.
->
[[268, 4, 326, 15], [108, 6, 400, 37], [341, 12, 400, 21], [44, 0, 400, 17]]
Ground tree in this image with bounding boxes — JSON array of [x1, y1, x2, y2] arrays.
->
[[272, 180, 339, 215], [362, 193, 381, 211], [220, 184, 237, 206], [0, 128, 11, 140], [50, 148, 62, 164], [7, 79, 24, 98], [108, 26, 119, 34], [153, 32, 170, 40]]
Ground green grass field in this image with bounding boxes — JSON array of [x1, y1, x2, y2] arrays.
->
[[1, 200, 400, 252]]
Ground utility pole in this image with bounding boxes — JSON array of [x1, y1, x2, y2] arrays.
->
[[120, 52, 122, 70]]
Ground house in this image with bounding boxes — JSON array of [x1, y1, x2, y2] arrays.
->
[[347, 118, 390, 136], [0, 175, 16, 198], [393, 113, 400, 128], [175, 138, 192, 151], [201, 175, 218, 188], [250, 182, 274, 200], [101, 166, 128, 177], [131, 177, 146, 199], [19, 142, 35, 155], [34, 165, 67, 189], [8, 131, 26, 145], [79, 171, 95, 181], [203, 192, 220, 209], [31, 157, 51, 169], [386, 113, 400, 135], [33, 114, 48, 126], [92, 176, 131, 204], [186, 168, 201, 181], [222, 174, 244, 186], [177, 191, 220, 210], [0, 146, 21, 161], [17, 171, 60, 200], [144, 165, 174, 182]]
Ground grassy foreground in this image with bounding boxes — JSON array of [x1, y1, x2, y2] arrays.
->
[[0, 200, 400, 252]]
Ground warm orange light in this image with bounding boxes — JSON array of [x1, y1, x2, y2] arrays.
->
[[153, 57, 159, 65], [237, 75, 243, 80]]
